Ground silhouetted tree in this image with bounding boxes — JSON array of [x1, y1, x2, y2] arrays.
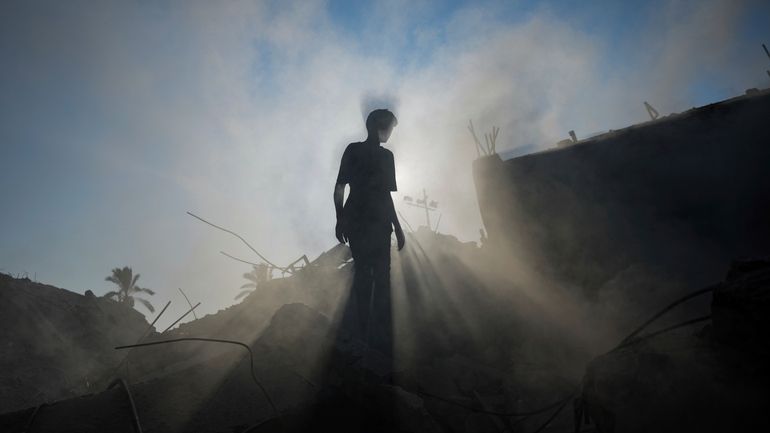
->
[[235, 263, 269, 300], [104, 266, 156, 312]]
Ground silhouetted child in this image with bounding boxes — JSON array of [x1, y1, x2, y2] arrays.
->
[[334, 109, 405, 345]]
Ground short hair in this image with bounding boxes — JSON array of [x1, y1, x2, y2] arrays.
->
[[366, 109, 398, 135]]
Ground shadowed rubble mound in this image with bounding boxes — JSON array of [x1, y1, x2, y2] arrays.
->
[[0, 230, 582, 433], [581, 258, 770, 432], [0, 273, 149, 413], [1, 240, 769, 432]]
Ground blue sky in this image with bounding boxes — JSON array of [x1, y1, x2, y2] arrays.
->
[[1, 0, 768, 328]]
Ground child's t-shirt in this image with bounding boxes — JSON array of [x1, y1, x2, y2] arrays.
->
[[336, 141, 397, 237]]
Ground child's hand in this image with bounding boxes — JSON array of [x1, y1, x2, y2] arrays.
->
[[395, 226, 406, 251], [335, 221, 348, 244]]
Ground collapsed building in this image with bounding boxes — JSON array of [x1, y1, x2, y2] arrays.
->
[[1, 89, 769, 432], [474, 88, 770, 299], [472, 88, 770, 431]]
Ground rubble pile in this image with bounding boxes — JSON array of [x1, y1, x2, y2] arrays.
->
[[0, 230, 579, 432], [581, 258, 770, 433], [0, 273, 150, 413], [4, 232, 767, 432]]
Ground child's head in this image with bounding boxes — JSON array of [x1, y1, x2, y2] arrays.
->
[[366, 109, 398, 143]]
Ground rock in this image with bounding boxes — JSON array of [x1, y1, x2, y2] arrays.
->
[[370, 385, 443, 433], [259, 303, 331, 350], [711, 258, 770, 347], [582, 331, 770, 432]]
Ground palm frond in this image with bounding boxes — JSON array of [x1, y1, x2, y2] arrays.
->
[[116, 267, 132, 289], [133, 286, 155, 296], [135, 297, 155, 313], [242, 273, 259, 283], [103, 291, 120, 299], [234, 290, 253, 300], [131, 272, 141, 289], [106, 266, 134, 292], [240, 283, 257, 289]]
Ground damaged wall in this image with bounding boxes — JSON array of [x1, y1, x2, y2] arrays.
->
[[473, 89, 770, 302]]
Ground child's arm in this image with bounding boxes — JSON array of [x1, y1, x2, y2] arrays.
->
[[388, 193, 405, 250], [334, 183, 347, 244], [385, 151, 405, 250], [334, 145, 351, 244]]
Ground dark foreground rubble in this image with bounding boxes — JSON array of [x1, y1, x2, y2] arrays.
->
[[581, 258, 770, 432], [0, 231, 578, 433], [0, 273, 149, 413], [0, 300, 571, 433], [2, 238, 770, 432]]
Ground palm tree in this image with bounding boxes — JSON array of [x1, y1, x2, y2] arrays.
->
[[235, 263, 269, 300], [104, 266, 156, 313]]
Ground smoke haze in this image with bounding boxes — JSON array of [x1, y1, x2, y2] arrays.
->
[[0, 0, 768, 329]]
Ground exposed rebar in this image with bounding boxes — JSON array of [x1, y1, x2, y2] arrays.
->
[[23, 403, 45, 433], [614, 315, 712, 351], [617, 284, 716, 347], [177, 288, 198, 320], [221, 251, 261, 267], [161, 302, 200, 333], [187, 211, 289, 273], [140, 300, 171, 341], [107, 378, 143, 433], [114, 337, 279, 420], [112, 300, 171, 379]]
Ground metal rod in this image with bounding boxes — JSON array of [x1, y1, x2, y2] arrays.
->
[[177, 288, 197, 320], [187, 211, 288, 273], [141, 300, 171, 341], [221, 251, 261, 267], [107, 378, 144, 433], [131, 300, 172, 352], [162, 302, 200, 333], [617, 284, 716, 347], [615, 315, 711, 351], [115, 338, 280, 420], [468, 120, 483, 157], [23, 403, 46, 433], [112, 300, 172, 377]]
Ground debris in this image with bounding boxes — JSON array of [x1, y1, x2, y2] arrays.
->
[[644, 101, 659, 120], [0, 273, 149, 413], [468, 120, 500, 156], [581, 261, 770, 433], [569, 130, 578, 142], [177, 287, 198, 320], [161, 301, 200, 333]]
